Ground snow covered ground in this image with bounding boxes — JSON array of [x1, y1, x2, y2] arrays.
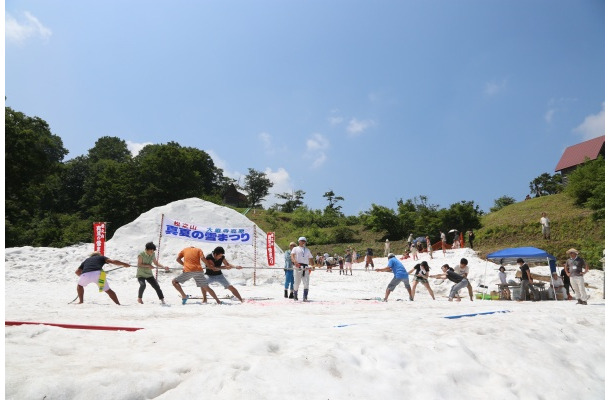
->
[[4, 199, 606, 399]]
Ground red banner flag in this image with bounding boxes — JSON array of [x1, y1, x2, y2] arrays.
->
[[93, 222, 106, 255], [266, 232, 275, 266]]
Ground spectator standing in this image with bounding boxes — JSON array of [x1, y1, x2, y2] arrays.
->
[[517, 258, 538, 302], [560, 268, 574, 300], [498, 266, 511, 300], [284, 242, 296, 298], [344, 249, 353, 276], [468, 231, 475, 249], [540, 212, 551, 240], [384, 239, 391, 257], [426, 236, 433, 259], [565, 248, 589, 305], [365, 248, 374, 271], [410, 242, 419, 261], [440, 231, 446, 256], [452, 231, 461, 249], [291, 236, 314, 301]]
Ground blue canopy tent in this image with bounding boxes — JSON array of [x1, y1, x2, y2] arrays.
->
[[485, 247, 558, 300]]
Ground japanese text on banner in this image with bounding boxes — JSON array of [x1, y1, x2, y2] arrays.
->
[[266, 232, 275, 266], [93, 222, 106, 255], [162, 217, 253, 245]]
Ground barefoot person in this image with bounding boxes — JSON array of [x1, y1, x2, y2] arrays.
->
[[173, 246, 221, 304], [375, 253, 413, 302], [136, 242, 169, 304], [75, 251, 131, 305]]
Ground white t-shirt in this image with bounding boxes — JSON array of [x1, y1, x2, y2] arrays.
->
[[292, 245, 313, 265], [550, 275, 563, 288], [498, 271, 508, 285], [540, 217, 550, 227], [455, 265, 469, 277]]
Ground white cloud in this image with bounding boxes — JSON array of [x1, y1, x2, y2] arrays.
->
[[305, 133, 330, 168], [346, 118, 374, 136], [328, 109, 344, 126], [6, 11, 52, 44], [544, 109, 555, 124], [573, 103, 605, 140], [328, 116, 344, 126], [306, 133, 329, 151], [261, 167, 294, 209], [259, 132, 275, 155], [484, 79, 507, 96], [126, 140, 153, 156], [311, 153, 327, 169], [259, 132, 272, 150], [207, 149, 244, 182]]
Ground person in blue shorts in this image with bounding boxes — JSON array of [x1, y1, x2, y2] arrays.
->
[[375, 253, 413, 302]]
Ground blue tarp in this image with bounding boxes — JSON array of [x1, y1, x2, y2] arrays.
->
[[486, 247, 557, 272]]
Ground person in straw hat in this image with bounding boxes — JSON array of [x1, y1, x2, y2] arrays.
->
[[564, 248, 590, 305]]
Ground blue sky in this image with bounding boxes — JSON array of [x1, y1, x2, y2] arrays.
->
[[5, 0, 605, 216]]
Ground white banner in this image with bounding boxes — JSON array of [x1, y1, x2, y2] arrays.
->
[[162, 217, 253, 245]]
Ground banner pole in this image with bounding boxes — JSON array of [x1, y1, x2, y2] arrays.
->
[[253, 224, 257, 286], [155, 214, 165, 280]]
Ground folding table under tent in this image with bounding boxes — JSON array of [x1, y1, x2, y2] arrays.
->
[[484, 247, 558, 300]]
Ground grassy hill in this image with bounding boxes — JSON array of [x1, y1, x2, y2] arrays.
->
[[243, 192, 605, 268]]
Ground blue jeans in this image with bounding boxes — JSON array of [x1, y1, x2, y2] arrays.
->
[[284, 270, 294, 290]]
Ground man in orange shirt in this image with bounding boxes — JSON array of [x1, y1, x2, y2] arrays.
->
[[173, 246, 221, 304]]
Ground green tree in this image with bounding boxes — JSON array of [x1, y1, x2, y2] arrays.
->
[[81, 159, 137, 233], [5, 106, 68, 246], [362, 204, 404, 239], [131, 142, 218, 213], [323, 190, 344, 214], [439, 201, 483, 233], [243, 168, 273, 208], [273, 190, 306, 212], [490, 196, 516, 213], [529, 172, 563, 197], [564, 157, 605, 219], [88, 136, 132, 163], [56, 156, 90, 213]]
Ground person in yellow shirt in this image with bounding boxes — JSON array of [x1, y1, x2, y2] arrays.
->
[[172, 246, 221, 304]]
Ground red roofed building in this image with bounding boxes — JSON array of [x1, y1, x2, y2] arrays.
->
[[555, 135, 605, 180]]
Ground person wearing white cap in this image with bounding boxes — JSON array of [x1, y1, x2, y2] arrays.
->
[[290, 236, 314, 301], [565, 248, 589, 305]]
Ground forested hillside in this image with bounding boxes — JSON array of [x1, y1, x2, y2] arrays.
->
[[247, 192, 605, 269]]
